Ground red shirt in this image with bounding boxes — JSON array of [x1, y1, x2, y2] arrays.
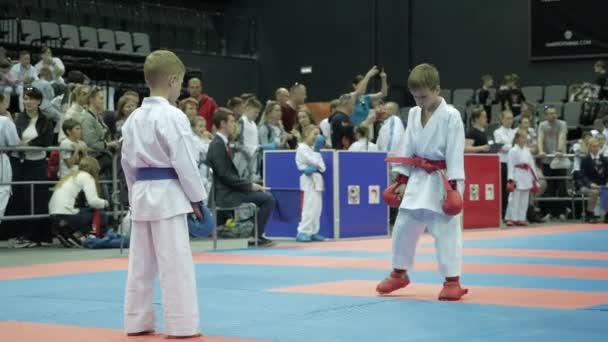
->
[[198, 94, 218, 131]]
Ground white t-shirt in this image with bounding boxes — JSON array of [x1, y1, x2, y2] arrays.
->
[[49, 172, 108, 215]]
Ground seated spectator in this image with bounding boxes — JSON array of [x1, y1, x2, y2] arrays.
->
[[465, 106, 490, 153], [6, 87, 54, 248], [179, 97, 199, 120], [10, 50, 38, 112], [206, 108, 276, 247], [579, 137, 608, 223], [330, 93, 356, 149], [349, 126, 378, 151], [49, 156, 109, 245], [58, 119, 87, 179]]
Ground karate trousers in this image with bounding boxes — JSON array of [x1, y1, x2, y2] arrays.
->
[[297, 190, 322, 235], [505, 190, 530, 222], [124, 214, 199, 336], [392, 208, 463, 277]]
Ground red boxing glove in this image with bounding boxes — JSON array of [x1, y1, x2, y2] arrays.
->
[[506, 180, 516, 193], [383, 174, 409, 208], [442, 180, 463, 216], [531, 181, 539, 194]]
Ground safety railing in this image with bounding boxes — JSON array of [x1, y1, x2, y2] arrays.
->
[[0, 146, 125, 222]]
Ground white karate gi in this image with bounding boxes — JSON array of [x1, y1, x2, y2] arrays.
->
[[319, 118, 332, 147], [234, 115, 259, 181], [192, 135, 211, 205], [391, 99, 465, 277], [376, 115, 405, 155], [295, 143, 326, 235], [505, 145, 537, 222], [348, 139, 379, 152], [493, 126, 517, 164], [121, 97, 205, 337], [0, 116, 20, 221]]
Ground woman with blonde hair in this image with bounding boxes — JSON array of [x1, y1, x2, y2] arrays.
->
[[58, 84, 91, 142], [49, 156, 109, 246]]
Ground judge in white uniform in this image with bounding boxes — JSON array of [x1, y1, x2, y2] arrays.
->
[[121, 51, 205, 339], [376, 64, 468, 301], [0, 115, 20, 221], [295, 127, 326, 242], [505, 131, 538, 226]]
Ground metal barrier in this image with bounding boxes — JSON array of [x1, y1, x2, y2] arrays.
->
[[0, 146, 125, 222]]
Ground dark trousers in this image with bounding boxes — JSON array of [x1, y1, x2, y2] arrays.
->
[[541, 164, 569, 217], [501, 163, 508, 219], [5, 157, 51, 242], [52, 207, 108, 235], [241, 191, 276, 237]]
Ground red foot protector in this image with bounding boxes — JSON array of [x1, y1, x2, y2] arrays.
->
[[438, 280, 469, 301], [376, 270, 411, 294]]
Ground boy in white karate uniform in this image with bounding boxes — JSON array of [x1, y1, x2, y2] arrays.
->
[[295, 127, 326, 242], [121, 50, 205, 338], [505, 131, 539, 226], [377, 64, 468, 301], [234, 98, 262, 182]]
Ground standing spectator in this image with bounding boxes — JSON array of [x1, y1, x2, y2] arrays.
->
[[330, 93, 356, 149], [376, 101, 405, 155], [579, 137, 608, 223], [281, 83, 307, 132], [0, 93, 12, 120], [6, 87, 54, 247], [350, 66, 388, 125], [494, 110, 516, 219], [594, 61, 608, 100], [187, 77, 217, 132], [538, 105, 569, 220], [58, 119, 87, 179], [31, 67, 61, 126], [465, 106, 491, 153], [234, 98, 262, 182], [293, 106, 315, 142], [107, 95, 138, 140], [477, 74, 494, 120], [319, 99, 339, 148], [349, 126, 378, 152], [513, 102, 537, 129], [259, 101, 289, 150], [206, 108, 276, 247], [58, 84, 91, 142], [10, 51, 38, 112], [178, 97, 198, 120], [275, 87, 289, 105], [35, 47, 65, 89], [0, 59, 17, 102]]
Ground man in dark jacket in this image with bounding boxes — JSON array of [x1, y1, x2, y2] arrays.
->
[[579, 137, 608, 223], [207, 107, 275, 246]]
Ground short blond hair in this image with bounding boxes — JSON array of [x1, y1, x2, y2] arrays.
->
[[408, 63, 440, 90], [144, 50, 185, 87], [179, 97, 199, 112]]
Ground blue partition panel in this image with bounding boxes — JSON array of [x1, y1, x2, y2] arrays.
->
[[264, 151, 335, 238], [337, 151, 388, 238]]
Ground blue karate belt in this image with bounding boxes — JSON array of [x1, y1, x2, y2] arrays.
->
[[135, 167, 178, 181]]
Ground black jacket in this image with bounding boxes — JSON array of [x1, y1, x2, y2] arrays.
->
[[206, 135, 252, 207], [580, 154, 608, 188], [14, 112, 54, 147]]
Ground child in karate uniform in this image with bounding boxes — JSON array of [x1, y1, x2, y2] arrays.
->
[[505, 131, 539, 226], [121, 50, 205, 338], [377, 64, 468, 301], [295, 127, 326, 242]]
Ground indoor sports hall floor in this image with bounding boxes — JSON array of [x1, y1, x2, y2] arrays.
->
[[1, 224, 607, 341]]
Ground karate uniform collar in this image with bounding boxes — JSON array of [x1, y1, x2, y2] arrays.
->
[[142, 96, 171, 106]]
